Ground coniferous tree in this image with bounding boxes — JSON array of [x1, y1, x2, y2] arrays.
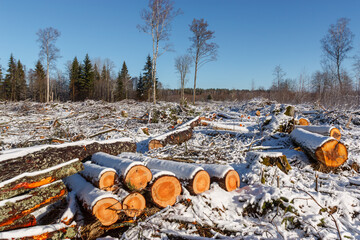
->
[[0, 65, 3, 99], [34, 60, 46, 102], [81, 54, 94, 100], [115, 71, 124, 101], [5, 54, 17, 100], [15, 60, 27, 100], [93, 63, 101, 100], [119, 61, 131, 100], [143, 55, 153, 102], [136, 73, 145, 100], [69, 57, 81, 101]]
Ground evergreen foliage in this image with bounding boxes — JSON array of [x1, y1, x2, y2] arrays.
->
[[143, 55, 154, 101], [15, 60, 27, 101], [136, 73, 145, 100], [117, 61, 131, 100], [69, 57, 81, 101], [116, 71, 124, 101], [81, 54, 94, 100], [34, 60, 46, 102], [4, 54, 17, 100]]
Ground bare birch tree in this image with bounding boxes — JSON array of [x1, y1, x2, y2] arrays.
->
[[36, 27, 61, 102], [175, 54, 192, 105], [138, 0, 181, 104], [321, 18, 354, 92], [189, 18, 218, 104]]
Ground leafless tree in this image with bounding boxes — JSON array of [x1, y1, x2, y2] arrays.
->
[[36, 27, 61, 102], [189, 18, 218, 104], [175, 54, 192, 105], [321, 18, 354, 92], [272, 65, 286, 90], [138, 0, 181, 104]]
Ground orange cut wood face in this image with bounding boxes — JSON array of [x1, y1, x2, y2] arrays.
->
[[151, 176, 182, 208], [99, 172, 118, 191], [148, 140, 164, 150], [192, 170, 210, 194], [330, 128, 341, 140], [11, 177, 54, 190], [122, 193, 146, 217], [224, 170, 240, 192], [93, 198, 122, 226], [298, 118, 309, 126], [315, 140, 348, 167], [124, 166, 152, 191]]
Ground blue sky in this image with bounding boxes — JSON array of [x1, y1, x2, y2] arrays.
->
[[0, 0, 360, 90]]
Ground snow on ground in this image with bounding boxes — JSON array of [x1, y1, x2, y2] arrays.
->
[[0, 99, 360, 239]]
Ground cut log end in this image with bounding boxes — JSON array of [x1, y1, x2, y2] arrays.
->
[[224, 170, 241, 192], [122, 193, 146, 217], [93, 198, 122, 226], [124, 166, 152, 191], [151, 176, 182, 208], [330, 128, 341, 141], [315, 140, 348, 168], [192, 170, 210, 195], [298, 118, 309, 126], [148, 140, 164, 150], [99, 171, 118, 191]]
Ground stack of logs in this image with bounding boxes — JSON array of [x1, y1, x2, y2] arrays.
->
[[0, 139, 136, 239]]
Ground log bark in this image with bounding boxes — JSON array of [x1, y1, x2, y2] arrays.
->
[[91, 152, 152, 191], [290, 128, 348, 167], [0, 222, 76, 239], [79, 161, 118, 191], [63, 173, 122, 226], [201, 121, 250, 133], [120, 154, 210, 195], [198, 164, 240, 192], [0, 139, 136, 184], [177, 116, 201, 129], [296, 125, 341, 140], [148, 169, 182, 208], [148, 126, 193, 150], [0, 213, 36, 232], [0, 180, 67, 230], [0, 158, 83, 201]]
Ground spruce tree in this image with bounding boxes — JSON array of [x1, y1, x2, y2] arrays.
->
[[0, 65, 3, 99], [143, 55, 153, 102], [93, 63, 101, 100], [5, 54, 17, 100], [81, 54, 94, 99], [69, 57, 81, 101], [136, 73, 145, 101], [34, 60, 46, 102], [119, 61, 131, 99], [16, 60, 27, 100], [115, 71, 124, 101]]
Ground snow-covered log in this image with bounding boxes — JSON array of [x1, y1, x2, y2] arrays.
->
[[119, 154, 210, 195], [290, 128, 348, 167], [116, 188, 146, 217], [295, 125, 341, 140], [176, 116, 201, 129], [63, 173, 121, 226], [91, 152, 152, 191], [0, 158, 83, 201], [201, 121, 250, 133], [60, 192, 77, 225], [148, 126, 193, 150], [0, 213, 36, 232], [79, 161, 118, 191], [0, 180, 67, 231], [296, 118, 310, 126], [0, 222, 76, 239], [198, 164, 240, 192], [0, 139, 136, 192], [147, 169, 182, 208]]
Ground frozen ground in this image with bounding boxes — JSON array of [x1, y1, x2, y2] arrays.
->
[[0, 99, 359, 239]]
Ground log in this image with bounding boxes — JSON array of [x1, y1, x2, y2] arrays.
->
[[176, 116, 201, 129], [60, 192, 77, 225], [297, 118, 310, 126], [0, 222, 76, 239], [0, 138, 136, 185], [198, 164, 240, 192], [148, 169, 182, 208], [0, 214, 36, 232], [91, 152, 152, 191], [247, 151, 292, 174], [148, 126, 193, 150], [296, 125, 341, 140], [290, 128, 348, 167], [119, 153, 210, 195], [116, 188, 146, 217], [201, 121, 250, 133], [79, 161, 118, 191], [63, 173, 122, 226], [0, 158, 83, 201], [0, 180, 67, 230], [284, 106, 295, 117]]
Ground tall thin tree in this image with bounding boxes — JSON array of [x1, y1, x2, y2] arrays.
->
[[321, 18, 354, 92], [36, 27, 61, 102], [138, 0, 181, 104], [189, 18, 218, 104], [174, 54, 192, 105]]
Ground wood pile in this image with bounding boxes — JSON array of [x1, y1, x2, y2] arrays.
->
[[0, 139, 136, 238]]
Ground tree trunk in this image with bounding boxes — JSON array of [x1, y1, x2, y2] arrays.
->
[[91, 152, 152, 191], [193, 59, 198, 105], [60, 192, 77, 225], [0, 158, 83, 201], [0, 139, 136, 185], [0, 180, 67, 230], [116, 188, 146, 217], [177, 116, 201, 129], [0, 213, 36, 232], [198, 164, 240, 192], [295, 125, 341, 140], [148, 126, 193, 150], [79, 162, 118, 191], [290, 128, 348, 167], [121, 155, 210, 195], [147, 169, 182, 208], [63, 174, 122, 226]]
